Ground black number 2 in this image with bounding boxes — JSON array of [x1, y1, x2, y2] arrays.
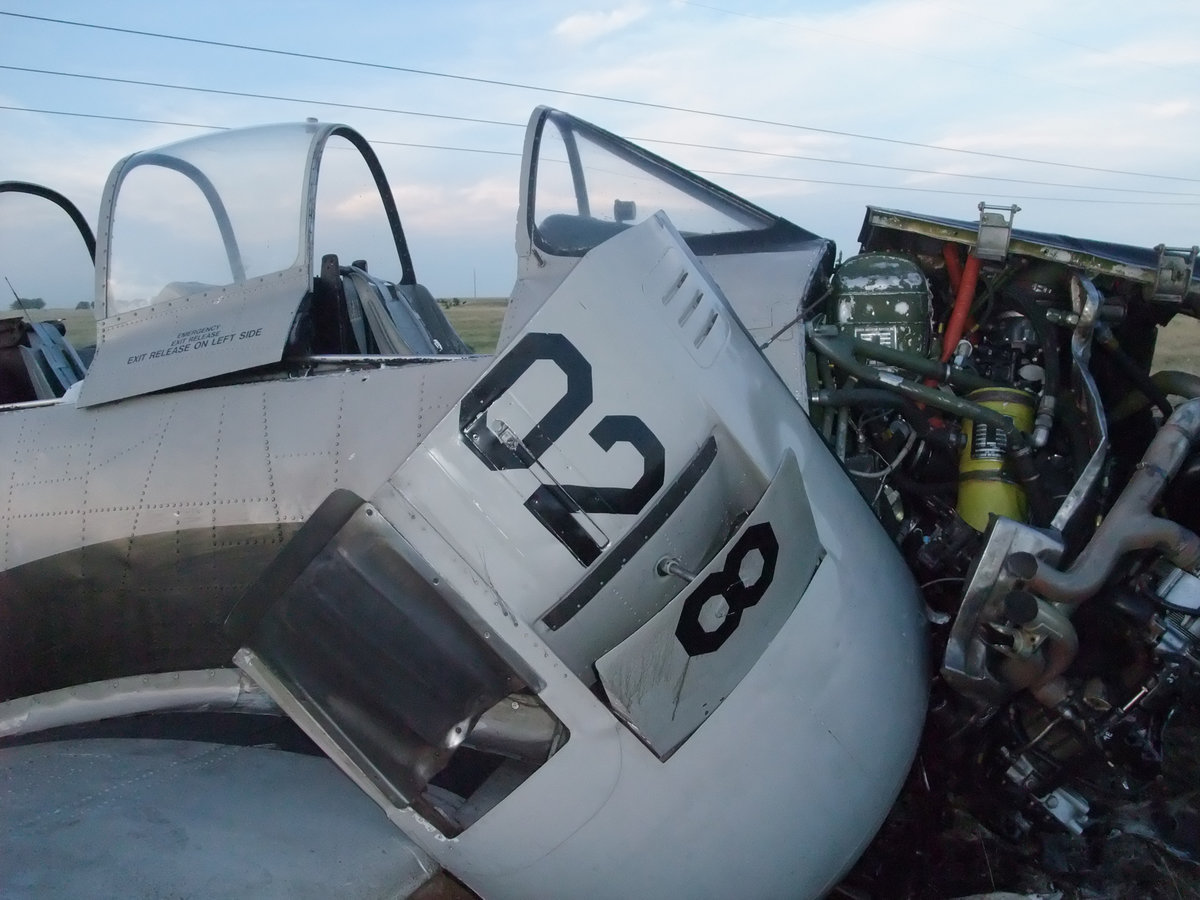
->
[[459, 332, 665, 565]]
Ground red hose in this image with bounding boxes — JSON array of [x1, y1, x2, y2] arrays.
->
[[942, 243, 963, 295], [941, 253, 980, 362]]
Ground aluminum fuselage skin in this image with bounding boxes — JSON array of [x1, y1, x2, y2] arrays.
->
[[0, 357, 488, 699], [1, 114, 927, 899]]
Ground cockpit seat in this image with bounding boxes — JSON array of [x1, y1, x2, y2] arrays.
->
[[538, 214, 632, 253], [287, 253, 473, 358]]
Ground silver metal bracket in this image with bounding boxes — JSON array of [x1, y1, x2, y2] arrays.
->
[[1151, 244, 1198, 304], [1006, 753, 1090, 834], [975, 202, 1020, 261]]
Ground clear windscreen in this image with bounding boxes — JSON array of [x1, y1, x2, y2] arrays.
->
[[104, 124, 311, 314], [534, 112, 772, 253]]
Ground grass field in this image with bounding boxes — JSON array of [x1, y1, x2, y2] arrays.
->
[[23, 307, 98, 348], [1156, 313, 1200, 374], [13, 301, 512, 356], [441, 298, 507, 354]]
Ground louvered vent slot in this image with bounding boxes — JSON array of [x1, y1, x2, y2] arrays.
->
[[694, 310, 720, 348], [662, 270, 687, 306], [678, 290, 704, 326]]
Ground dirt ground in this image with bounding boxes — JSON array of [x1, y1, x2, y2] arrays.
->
[[837, 705, 1200, 899], [1156, 313, 1200, 374]]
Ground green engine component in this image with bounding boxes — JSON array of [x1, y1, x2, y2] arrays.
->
[[828, 253, 931, 356]]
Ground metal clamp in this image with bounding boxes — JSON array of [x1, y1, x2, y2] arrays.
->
[[975, 202, 1020, 261], [1151, 244, 1198, 303]]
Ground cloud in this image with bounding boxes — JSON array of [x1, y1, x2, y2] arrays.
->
[[553, 5, 649, 43], [1148, 99, 1193, 119]]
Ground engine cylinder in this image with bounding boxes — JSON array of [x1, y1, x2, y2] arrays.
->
[[958, 387, 1035, 531]]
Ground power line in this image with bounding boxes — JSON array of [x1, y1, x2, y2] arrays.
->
[[633, 136, 1200, 198], [4, 104, 1197, 207], [7, 63, 1199, 199], [694, 167, 1200, 206], [3, 9, 1199, 185], [373, 141, 518, 158], [0, 104, 223, 131], [0, 65, 519, 131]]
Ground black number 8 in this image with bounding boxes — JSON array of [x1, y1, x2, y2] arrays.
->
[[675, 522, 779, 656]]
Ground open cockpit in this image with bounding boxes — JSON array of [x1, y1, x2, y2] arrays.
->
[[3, 122, 477, 411]]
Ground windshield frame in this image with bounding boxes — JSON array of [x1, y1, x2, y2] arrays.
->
[[525, 108, 821, 259], [93, 122, 417, 321], [0, 181, 96, 263]]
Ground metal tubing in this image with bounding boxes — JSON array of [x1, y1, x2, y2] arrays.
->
[[1050, 275, 1109, 533], [1030, 399, 1200, 603], [0, 669, 277, 738], [810, 388, 941, 442], [809, 331, 1046, 515], [841, 334, 1000, 393], [463, 696, 563, 764]]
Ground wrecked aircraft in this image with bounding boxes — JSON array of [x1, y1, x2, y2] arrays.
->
[[1, 108, 1198, 898]]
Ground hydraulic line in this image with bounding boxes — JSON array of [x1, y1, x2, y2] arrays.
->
[[1109, 369, 1200, 423], [808, 329, 1050, 524], [811, 387, 959, 454], [942, 242, 964, 296], [1093, 323, 1174, 419], [840, 334, 1000, 394], [1007, 287, 1060, 447], [941, 253, 981, 362]]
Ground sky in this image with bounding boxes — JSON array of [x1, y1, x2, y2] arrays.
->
[[2, 0, 1199, 305]]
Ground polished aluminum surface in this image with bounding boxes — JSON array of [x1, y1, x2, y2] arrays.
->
[[1, 737, 438, 898]]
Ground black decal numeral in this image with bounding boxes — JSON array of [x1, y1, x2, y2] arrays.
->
[[675, 522, 778, 656], [460, 333, 665, 565], [525, 415, 665, 565], [460, 332, 592, 471]]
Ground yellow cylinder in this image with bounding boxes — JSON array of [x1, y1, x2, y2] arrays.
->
[[957, 388, 1035, 532]]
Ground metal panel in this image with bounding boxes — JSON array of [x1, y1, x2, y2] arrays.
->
[[595, 451, 824, 757], [228, 494, 539, 834], [79, 265, 311, 407], [859, 206, 1200, 305], [0, 357, 489, 702], [0, 738, 439, 899], [224, 215, 926, 898]]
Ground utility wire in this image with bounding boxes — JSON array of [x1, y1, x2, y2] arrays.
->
[[634, 136, 1200, 198], [6, 64, 1199, 198], [4, 103, 1197, 207], [3, 9, 1199, 185], [0, 104, 223, 131], [692, 167, 1200, 206], [0, 65, 519, 131]]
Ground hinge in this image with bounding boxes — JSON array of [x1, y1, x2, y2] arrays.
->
[[975, 202, 1020, 262], [1151, 244, 1198, 304]]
